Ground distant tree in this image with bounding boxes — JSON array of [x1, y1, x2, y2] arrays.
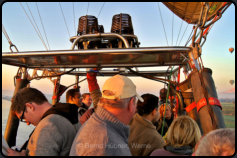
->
[[226, 98, 230, 103], [219, 98, 224, 102], [232, 100, 235, 105]]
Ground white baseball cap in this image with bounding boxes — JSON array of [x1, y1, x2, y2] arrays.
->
[[102, 74, 144, 102]]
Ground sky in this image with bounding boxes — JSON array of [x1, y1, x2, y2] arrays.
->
[[2, 2, 235, 99]]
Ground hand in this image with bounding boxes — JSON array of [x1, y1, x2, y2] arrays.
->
[[7, 148, 26, 156], [87, 71, 95, 76], [87, 68, 98, 76]]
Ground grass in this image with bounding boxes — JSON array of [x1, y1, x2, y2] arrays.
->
[[221, 103, 235, 115], [224, 122, 235, 128], [221, 103, 235, 128], [223, 115, 235, 122], [223, 115, 235, 128]]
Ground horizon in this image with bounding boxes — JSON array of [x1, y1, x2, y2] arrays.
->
[[2, 89, 235, 99], [2, 2, 235, 97]]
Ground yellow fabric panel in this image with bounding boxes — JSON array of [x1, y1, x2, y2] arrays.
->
[[162, 2, 225, 24]]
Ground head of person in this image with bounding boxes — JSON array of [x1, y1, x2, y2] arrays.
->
[[159, 88, 168, 101], [136, 93, 159, 124], [82, 93, 92, 108], [97, 74, 144, 124], [66, 89, 82, 107], [11, 87, 49, 126], [195, 128, 235, 156], [165, 115, 201, 149], [159, 103, 172, 120]]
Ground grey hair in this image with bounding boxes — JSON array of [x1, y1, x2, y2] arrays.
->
[[98, 90, 136, 108], [195, 128, 235, 156]]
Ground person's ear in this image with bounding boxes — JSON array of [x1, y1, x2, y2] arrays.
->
[[25, 102, 35, 111], [128, 97, 135, 112], [151, 108, 157, 116], [69, 96, 73, 102]]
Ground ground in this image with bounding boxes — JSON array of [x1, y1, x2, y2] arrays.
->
[[222, 103, 235, 128]]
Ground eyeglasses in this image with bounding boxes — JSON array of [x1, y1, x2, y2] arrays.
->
[[20, 106, 27, 123]]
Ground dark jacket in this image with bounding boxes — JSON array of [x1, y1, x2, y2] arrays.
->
[[42, 103, 79, 124], [79, 108, 95, 125], [157, 114, 174, 136], [150, 146, 193, 156], [81, 102, 89, 110]]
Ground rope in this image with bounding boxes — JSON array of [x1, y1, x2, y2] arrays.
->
[[25, 2, 45, 45], [172, 2, 175, 46], [59, 2, 70, 38], [86, 2, 90, 15], [29, 68, 75, 81], [176, 20, 183, 46], [178, 23, 189, 46], [195, 30, 200, 40], [19, 2, 48, 50], [185, 26, 194, 46], [73, 2, 76, 35], [2, 24, 13, 45], [185, 26, 200, 47], [35, 2, 50, 50], [98, 2, 105, 19], [161, 66, 174, 137], [126, 67, 177, 85], [66, 78, 87, 89], [165, 66, 171, 88], [157, 2, 169, 46]]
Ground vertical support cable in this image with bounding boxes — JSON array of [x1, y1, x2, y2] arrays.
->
[[59, 2, 71, 38], [185, 26, 194, 46], [25, 2, 45, 47], [178, 23, 189, 46], [98, 2, 105, 19], [2, 24, 13, 46], [73, 2, 76, 35], [86, 2, 90, 15], [161, 66, 174, 136], [35, 2, 50, 50], [157, 2, 169, 46], [172, 2, 175, 46], [175, 66, 181, 118], [176, 20, 183, 46], [19, 2, 48, 50]]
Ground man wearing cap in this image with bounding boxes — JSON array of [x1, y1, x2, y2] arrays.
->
[[69, 73, 144, 156]]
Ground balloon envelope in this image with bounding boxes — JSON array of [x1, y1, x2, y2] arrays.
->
[[229, 47, 234, 53], [229, 80, 234, 85]]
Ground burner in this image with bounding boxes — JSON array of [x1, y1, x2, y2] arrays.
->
[[77, 15, 99, 36], [111, 13, 134, 34]]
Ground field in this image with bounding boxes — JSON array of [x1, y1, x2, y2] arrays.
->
[[221, 103, 235, 128]]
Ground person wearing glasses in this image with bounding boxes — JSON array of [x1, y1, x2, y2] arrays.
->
[[128, 94, 165, 156], [7, 87, 80, 156]]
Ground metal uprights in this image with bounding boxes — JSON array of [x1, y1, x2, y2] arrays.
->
[[4, 67, 29, 147]]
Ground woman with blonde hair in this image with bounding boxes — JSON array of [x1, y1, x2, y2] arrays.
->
[[151, 115, 201, 156], [156, 103, 174, 136]]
